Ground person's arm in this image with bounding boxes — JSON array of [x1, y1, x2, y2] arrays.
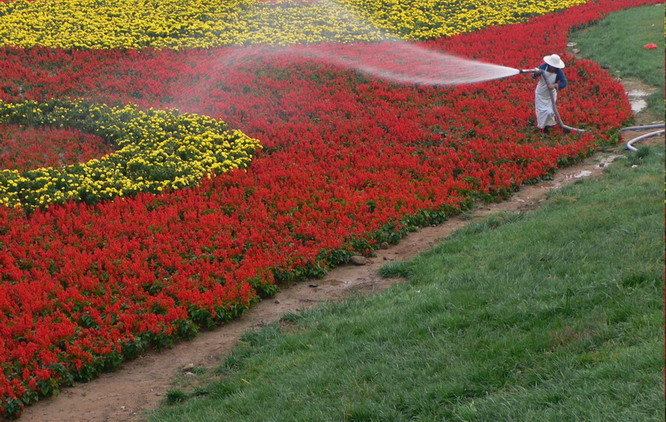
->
[[555, 68, 567, 90]]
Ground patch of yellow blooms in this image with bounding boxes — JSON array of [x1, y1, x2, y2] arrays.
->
[[0, 0, 588, 49], [0, 99, 262, 210], [338, 0, 588, 39]]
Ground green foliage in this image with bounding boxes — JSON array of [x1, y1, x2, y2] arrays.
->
[[164, 389, 188, 405], [247, 275, 278, 299], [378, 261, 413, 279], [448, 211, 523, 238], [634, 145, 653, 159], [2, 398, 22, 420]]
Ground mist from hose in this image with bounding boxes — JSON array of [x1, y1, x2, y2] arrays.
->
[[290, 42, 520, 85], [215, 41, 519, 86], [209, 0, 519, 87]]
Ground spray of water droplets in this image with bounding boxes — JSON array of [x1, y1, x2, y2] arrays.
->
[[291, 42, 519, 85], [214, 41, 519, 87]]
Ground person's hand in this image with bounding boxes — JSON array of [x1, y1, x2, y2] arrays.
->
[[533, 68, 543, 75], [548, 83, 557, 90]]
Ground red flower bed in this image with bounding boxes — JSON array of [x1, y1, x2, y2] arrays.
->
[[0, 125, 114, 171], [0, 0, 659, 417]]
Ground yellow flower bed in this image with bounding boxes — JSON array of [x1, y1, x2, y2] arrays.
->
[[338, 0, 589, 39], [0, 0, 587, 49], [0, 0, 382, 48], [0, 99, 262, 210]]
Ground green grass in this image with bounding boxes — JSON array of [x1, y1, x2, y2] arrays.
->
[[146, 143, 664, 421], [570, 4, 665, 120]]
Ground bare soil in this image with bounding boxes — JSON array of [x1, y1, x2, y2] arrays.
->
[[18, 130, 663, 421], [618, 78, 662, 125]]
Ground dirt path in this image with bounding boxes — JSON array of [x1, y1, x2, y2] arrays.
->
[[17, 129, 662, 422]]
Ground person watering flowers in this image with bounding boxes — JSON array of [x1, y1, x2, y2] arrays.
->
[[532, 54, 567, 132]]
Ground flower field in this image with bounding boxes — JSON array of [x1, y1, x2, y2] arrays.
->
[[0, 0, 659, 418]]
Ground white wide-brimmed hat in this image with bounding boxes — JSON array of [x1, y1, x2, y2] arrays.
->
[[543, 54, 565, 69]]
